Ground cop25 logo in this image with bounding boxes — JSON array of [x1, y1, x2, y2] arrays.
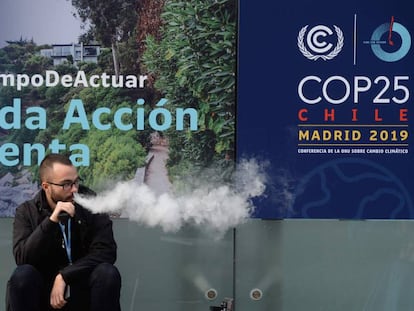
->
[[364, 17, 411, 62], [297, 25, 344, 61]]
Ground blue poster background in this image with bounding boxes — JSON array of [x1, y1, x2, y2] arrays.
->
[[238, 0, 414, 219]]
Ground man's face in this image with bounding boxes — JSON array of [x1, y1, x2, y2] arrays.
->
[[42, 163, 80, 205]]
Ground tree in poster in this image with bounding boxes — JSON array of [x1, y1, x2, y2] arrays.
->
[[70, 0, 138, 77], [141, 0, 237, 182]]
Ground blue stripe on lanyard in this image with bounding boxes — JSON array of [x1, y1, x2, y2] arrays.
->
[[59, 218, 72, 264]]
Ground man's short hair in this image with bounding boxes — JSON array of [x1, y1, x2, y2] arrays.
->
[[39, 154, 73, 182]]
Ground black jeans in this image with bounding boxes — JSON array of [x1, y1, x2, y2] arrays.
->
[[6, 263, 121, 311]]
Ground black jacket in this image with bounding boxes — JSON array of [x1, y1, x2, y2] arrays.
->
[[12, 188, 117, 285]]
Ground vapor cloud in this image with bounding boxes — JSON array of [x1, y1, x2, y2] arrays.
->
[[74, 158, 267, 236]]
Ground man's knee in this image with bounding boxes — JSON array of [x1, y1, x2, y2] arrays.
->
[[7, 264, 44, 310], [90, 263, 121, 289], [9, 265, 42, 290]]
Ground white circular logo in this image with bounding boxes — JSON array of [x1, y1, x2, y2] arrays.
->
[[298, 25, 344, 60]]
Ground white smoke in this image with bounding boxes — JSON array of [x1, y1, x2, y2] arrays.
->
[[74, 158, 267, 236]]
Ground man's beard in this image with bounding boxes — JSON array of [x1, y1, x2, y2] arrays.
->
[[50, 189, 74, 204]]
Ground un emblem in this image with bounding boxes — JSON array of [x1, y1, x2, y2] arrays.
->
[[298, 25, 344, 61]]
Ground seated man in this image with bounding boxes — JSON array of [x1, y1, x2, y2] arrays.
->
[[6, 153, 121, 311]]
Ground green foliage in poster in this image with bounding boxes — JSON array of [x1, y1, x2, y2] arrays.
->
[[142, 0, 237, 178]]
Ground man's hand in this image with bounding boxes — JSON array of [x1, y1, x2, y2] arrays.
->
[[50, 273, 68, 309], [50, 201, 75, 223]]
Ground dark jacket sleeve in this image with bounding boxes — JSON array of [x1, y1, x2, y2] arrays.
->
[[13, 202, 60, 266], [60, 212, 117, 284]]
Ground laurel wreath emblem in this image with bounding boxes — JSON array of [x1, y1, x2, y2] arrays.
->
[[297, 25, 344, 60]]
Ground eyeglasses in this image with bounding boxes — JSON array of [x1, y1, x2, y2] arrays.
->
[[47, 178, 82, 191]]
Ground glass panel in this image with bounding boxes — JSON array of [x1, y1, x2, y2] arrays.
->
[[236, 219, 414, 311], [3, 218, 414, 310], [114, 219, 234, 310], [235, 220, 282, 310], [0, 218, 14, 298]]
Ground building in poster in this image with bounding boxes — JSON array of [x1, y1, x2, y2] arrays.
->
[[40, 43, 101, 66]]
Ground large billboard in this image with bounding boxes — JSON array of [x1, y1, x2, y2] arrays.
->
[[238, 0, 414, 219], [1, 0, 413, 221]]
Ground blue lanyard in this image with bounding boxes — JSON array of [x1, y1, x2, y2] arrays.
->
[[58, 218, 72, 264]]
